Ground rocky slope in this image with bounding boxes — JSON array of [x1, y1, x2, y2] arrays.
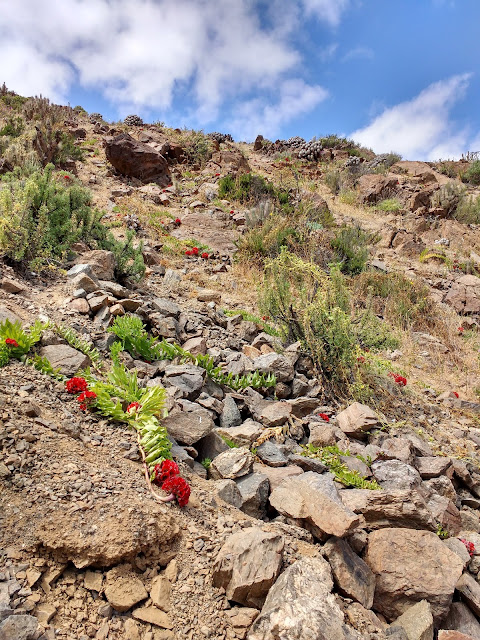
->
[[2, 104, 480, 640]]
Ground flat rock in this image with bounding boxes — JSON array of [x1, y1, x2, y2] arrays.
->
[[197, 289, 221, 303], [323, 537, 376, 609], [438, 632, 478, 640], [309, 423, 337, 447], [256, 440, 288, 467], [372, 460, 422, 491], [248, 556, 358, 640], [163, 407, 214, 445], [215, 419, 264, 447], [1, 277, 24, 293], [39, 344, 90, 377], [132, 606, 173, 628], [36, 500, 178, 568], [415, 456, 452, 479], [209, 447, 254, 480], [150, 575, 171, 612], [336, 402, 379, 439], [442, 602, 480, 639], [213, 528, 284, 608], [455, 573, 480, 617], [0, 614, 38, 640], [259, 401, 292, 427], [104, 565, 148, 612], [253, 462, 304, 490], [252, 353, 294, 383], [365, 528, 464, 623], [269, 472, 360, 540], [0, 305, 22, 324], [152, 298, 181, 318], [390, 600, 434, 640]]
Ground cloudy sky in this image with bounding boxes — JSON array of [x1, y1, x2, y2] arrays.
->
[[1, 0, 479, 159]]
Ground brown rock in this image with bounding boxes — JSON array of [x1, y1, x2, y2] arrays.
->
[[208, 149, 250, 175], [269, 472, 361, 540], [84, 570, 103, 592], [80, 250, 116, 280], [0, 304, 22, 324], [365, 528, 464, 622], [308, 423, 336, 447], [150, 575, 171, 612], [163, 407, 214, 445], [197, 289, 221, 303], [336, 402, 379, 439], [212, 528, 284, 608], [323, 537, 376, 609], [438, 632, 477, 640], [442, 601, 480, 639], [39, 344, 90, 377], [104, 565, 148, 612], [132, 606, 173, 628], [357, 174, 399, 203], [455, 573, 480, 617], [1, 277, 25, 293], [209, 447, 254, 480], [105, 133, 171, 185], [69, 298, 90, 314], [259, 402, 292, 427], [415, 456, 452, 479], [253, 463, 303, 490], [181, 336, 207, 355]]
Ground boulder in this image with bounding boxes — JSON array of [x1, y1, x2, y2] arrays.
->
[[442, 602, 480, 639], [1, 277, 24, 293], [323, 537, 376, 609], [364, 528, 464, 622], [79, 250, 116, 280], [372, 460, 422, 491], [208, 149, 251, 175], [259, 401, 292, 427], [252, 353, 295, 383], [415, 457, 452, 479], [256, 441, 288, 467], [39, 344, 90, 377], [308, 423, 337, 447], [215, 479, 243, 508], [390, 600, 434, 640], [0, 615, 38, 640], [253, 462, 303, 490], [444, 275, 480, 316], [269, 472, 360, 540], [357, 174, 399, 203], [162, 406, 214, 445], [215, 419, 264, 447], [248, 556, 359, 640], [209, 447, 254, 480], [104, 565, 148, 612], [336, 402, 379, 439], [235, 473, 270, 518], [105, 133, 171, 185], [212, 528, 284, 608], [455, 573, 480, 617]]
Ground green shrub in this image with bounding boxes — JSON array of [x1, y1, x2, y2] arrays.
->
[[377, 198, 402, 212], [455, 194, 480, 224], [219, 173, 276, 204], [339, 189, 357, 205], [0, 116, 24, 138], [461, 160, 480, 186], [331, 226, 378, 275], [431, 182, 465, 217], [324, 169, 342, 194], [302, 444, 381, 489]]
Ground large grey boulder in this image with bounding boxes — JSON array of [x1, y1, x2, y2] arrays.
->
[[252, 353, 295, 383], [39, 344, 90, 377], [162, 406, 214, 445], [248, 556, 359, 640], [235, 473, 270, 519], [212, 528, 284, 608], [372, 460, 422, 492], [209, 447, 254, 480]]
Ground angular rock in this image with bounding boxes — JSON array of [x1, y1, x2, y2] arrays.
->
[[455, 573, 480, 617], [248, 556, 358, 640], [235, 473, 270, 518], [253, 462, 304, 491], [197, 289, 221, 303], [209, 447, 253, 480], [0, 615, 38, 640], [269, 472, 360, 540], [438, 631, 478, 640], [39, 344, 90, 377], [69, 298, 90, 314], [152, 298, 181, 318], [84, 570, 103, 592], [104, 565, 148, 612], [80, 250, 116, 280], [163, 407, 214, 445], [105, 133, 171, 185], [323, 537, 376, 609], [427, 494, 461, 536], [1, 277, 24, 293], [70, 272, 100, 294], [252, 353, 294, 383], [259, 402, 292, 427], [182, 336, 207, 355], [220, 395, 242, 429], [212, 528, 284, 608], [379, 437, 416, 464], [365, 528, 464, 622], [336, 402, 379, 439], [132, 606, 173, 628], [150, 575, 171, 612], [287, 396, 322, 418], [216, 419, 264, 447], [341, 489, 436, 530], [288, 453, 328, 474], [0, 305, 22, 324], [390, 600, 434, 640], [372, 460, 422, 491], [215, 479, 243, 508], [442, 602, 480, 640], [415, 456, 452, 479], [309, 423, 337, 447], [256, 441, 288, 467]]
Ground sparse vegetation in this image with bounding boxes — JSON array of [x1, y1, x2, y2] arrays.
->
[[376, 198, 402, 212], [302, 444, 381, 489], [461, 160, 480, 186], [331, 226, 379, 275]]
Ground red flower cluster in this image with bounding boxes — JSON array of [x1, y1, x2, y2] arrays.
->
[[161, 476, 191, 507], [185, 247, 200, 257], [63, 175, 71, 181], [460, 538, 475, 556], [318, 413, 330, 422], [5, 338, 19, 348], [153, 459, 190, 507], [458, 326, 465, 333], [388, 372, 407, 386], [154, 459, 179, 484], [78, 390, 97, 411], [201, 252, 209, 259], [453, 391, 459, 398], [174, 218, 181, 225], [126, 402, 141, 413], [230, 210, 234, 214], [65, 377, 88, 394], [215, 173, 220, 177], [262, 316, 270, 321], [357, 356, 365, 363]]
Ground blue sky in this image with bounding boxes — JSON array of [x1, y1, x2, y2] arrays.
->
[[1, 0, 479, 159]]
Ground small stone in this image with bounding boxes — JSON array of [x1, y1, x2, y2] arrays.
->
[[35, 603, 57, 624], [84, 570, 103, 592], [1, 277, 25, 293], [132, 606, 173, 628], [104, 566, 148, 612], [209, 447, 254, 480], [197, 289, 221, 303], [150, 575, 171, 612]]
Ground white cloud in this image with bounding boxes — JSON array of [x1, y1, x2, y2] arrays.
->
[[350, 73, 477, 160], [0, 0, 343, 132], [229, 79, 328, 141], [342, 46, 374, 62]]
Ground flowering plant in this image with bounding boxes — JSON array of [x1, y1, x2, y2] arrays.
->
[[453, 391, 459, 398], [201, 252, 209, 259], [388, 372, 407, 386], [185, 250, 192, 256], [126, 401, 141, 413], [65, 377, 88, 394], [78, 390, 97, 411], [174, 218, 181, 225], [161, 476, 191, 507], [192, 247, 199, 256], [460, 538, 475, 556], [154, 459, 179, 484], [5, 338, 19, 348], [318, 413, 330, 422]]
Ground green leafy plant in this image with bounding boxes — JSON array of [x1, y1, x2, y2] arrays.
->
[[331, 226, 379, 275], [54, 323, 102, 367], [376, 198, 402, 212], [201, 458, 212, 469], [221, 437, 239, 448], [436, 524, 450, 539], [27, 354, 65, 381], [302, 444, 381, 489], [0, 319, 48, 366], [461, 160, 480, 186]]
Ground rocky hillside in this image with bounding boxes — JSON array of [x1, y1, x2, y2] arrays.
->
[[2, 88, 480, 640]]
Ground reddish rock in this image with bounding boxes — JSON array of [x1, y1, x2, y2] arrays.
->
[[105, 133, 171, 185]]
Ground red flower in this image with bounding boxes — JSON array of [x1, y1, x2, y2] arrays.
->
[[126, 402, 141, 413], [262, 316, 269, 321], [65, 377, 88, 394], [201, 252, 209, 259], [63, 175, 71, 180], [453, 391, 459, 398], [185, 250, 193, 256], [5, 338, 19, 348], [388, 372, 407, 386], [77, 390, 97, 411], [230, 210, 234, 214], [192, 247, 199, 255], [215, 173, 220, 176], [175, 218, 181, 224], [154, 459, 179, 485], [357, 356, 365, 363], [458, 327, 465, 333], [460, 538, 475, 556], [161, 475, 191, 507], [318, 413, 330, 422]]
